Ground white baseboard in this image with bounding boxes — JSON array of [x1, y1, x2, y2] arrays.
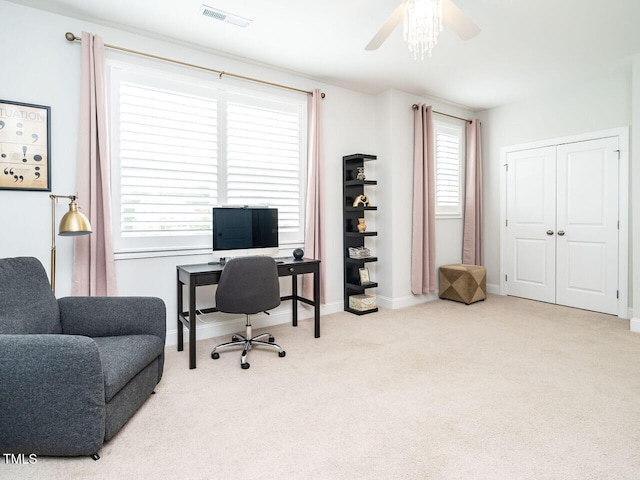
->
[[165, 300, 343, 347], [377, 285, 500, 310], [318, 301, 344, 316], [376, 292, 438, 310], [630, 317, 640, 334]]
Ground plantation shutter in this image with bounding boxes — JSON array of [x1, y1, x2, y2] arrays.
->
[[434, 123, 462, 216], [226, 99, 302, 238], [118, 83, 218, 237]]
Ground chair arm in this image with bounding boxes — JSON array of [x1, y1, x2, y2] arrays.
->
[[0, 334, 106, 456], [58, 296, 166, 342]]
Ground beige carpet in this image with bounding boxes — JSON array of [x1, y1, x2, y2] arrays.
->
[[5, 295, 640, 480]]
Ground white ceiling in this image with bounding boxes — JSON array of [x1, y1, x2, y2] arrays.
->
[[9, 0, 640, 110]]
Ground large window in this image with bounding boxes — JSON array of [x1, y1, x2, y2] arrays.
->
[[109, 62, 307, 254], [434, 121, 464, 217]]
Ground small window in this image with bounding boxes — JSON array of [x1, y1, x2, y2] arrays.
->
[[434, 122, 464, 217]]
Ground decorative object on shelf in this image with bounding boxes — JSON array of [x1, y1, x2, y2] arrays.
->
[[356, 167, 366, 181], [357, 218, 367, 233], [293, 247, 304, 260], [0, 99, 51, 191], [349, 294, 376, 312], [348, 246, 371, 259], [359, 267, 370, 285], [352, 194, 371, 207]]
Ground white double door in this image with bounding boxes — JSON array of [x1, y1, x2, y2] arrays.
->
[[505, 136, 619, 315]]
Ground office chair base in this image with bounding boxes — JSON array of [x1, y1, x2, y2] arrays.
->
[[233, 335, 274, 343], [211, 331, 285, 369]]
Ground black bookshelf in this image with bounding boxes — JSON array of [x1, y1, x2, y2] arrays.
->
[[343, 153, 379, 315]]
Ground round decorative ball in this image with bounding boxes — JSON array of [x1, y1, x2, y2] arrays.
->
[[293, 248, 304, 260]]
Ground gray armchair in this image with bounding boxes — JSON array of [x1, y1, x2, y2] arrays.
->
[[0, 257, 166, 459]]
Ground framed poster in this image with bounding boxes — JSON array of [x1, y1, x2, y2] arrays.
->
[[0, 100, 51, 191]]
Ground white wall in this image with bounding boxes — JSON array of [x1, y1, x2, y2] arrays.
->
[[375, 89, 474, 308], [477, 68, 635, 305], [0, 1, 83, 297], [630, 56, 640, 330]]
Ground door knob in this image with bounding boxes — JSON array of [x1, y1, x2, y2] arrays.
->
[[557, 230, 565, 236], [546, 230, 554, 235]]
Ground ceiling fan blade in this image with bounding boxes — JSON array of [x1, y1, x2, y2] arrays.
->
[[365, 4, 404, 51], [443, 0, 481, 40]]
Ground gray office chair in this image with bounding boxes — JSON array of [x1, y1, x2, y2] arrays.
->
[[211, 256, 286, 369]]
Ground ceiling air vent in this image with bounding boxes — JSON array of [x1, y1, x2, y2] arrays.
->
[[200, 5, 252, 28]]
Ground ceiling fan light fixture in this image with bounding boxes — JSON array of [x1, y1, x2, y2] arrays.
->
[[403, 0, 443, 60]]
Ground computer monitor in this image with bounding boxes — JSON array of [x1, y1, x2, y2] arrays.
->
[[211, 206, 279, 262]]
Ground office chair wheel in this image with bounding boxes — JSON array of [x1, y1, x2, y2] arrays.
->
[[232, 335, 240, 341], [212, 352, 220, 359], [279, 351, 286, 357], [269, 336, 275, 343], [241, 362, 250, 369]]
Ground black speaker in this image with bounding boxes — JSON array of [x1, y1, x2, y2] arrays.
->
[[293, 248, 304, 260]]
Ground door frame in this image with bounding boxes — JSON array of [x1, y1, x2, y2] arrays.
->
[[500, 127, 629, 318]]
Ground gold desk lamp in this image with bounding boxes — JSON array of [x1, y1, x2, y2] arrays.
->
[[50, 194, 92, 294]]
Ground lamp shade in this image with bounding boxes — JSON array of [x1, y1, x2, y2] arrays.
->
[[58, 199, 92, 236]]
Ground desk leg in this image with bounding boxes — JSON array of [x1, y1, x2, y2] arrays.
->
[[177, 277, 184, 352], [314, 265, 320, 338], [291, 274, 298, 327], [189, 282, 197, 369]]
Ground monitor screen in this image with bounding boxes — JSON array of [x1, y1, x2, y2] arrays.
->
[[212, 207, 278, 252]]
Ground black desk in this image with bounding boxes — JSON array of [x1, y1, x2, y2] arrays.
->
[[176, 257, 320, 369]]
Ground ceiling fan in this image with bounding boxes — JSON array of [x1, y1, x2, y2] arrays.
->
[[365, 0, 480, 57]]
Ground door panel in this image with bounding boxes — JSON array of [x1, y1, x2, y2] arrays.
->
[[514, 239, 548, 285], [556, 138, 619, 314], [566, 241, 605, 292], [505, 147, 556, 303]]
